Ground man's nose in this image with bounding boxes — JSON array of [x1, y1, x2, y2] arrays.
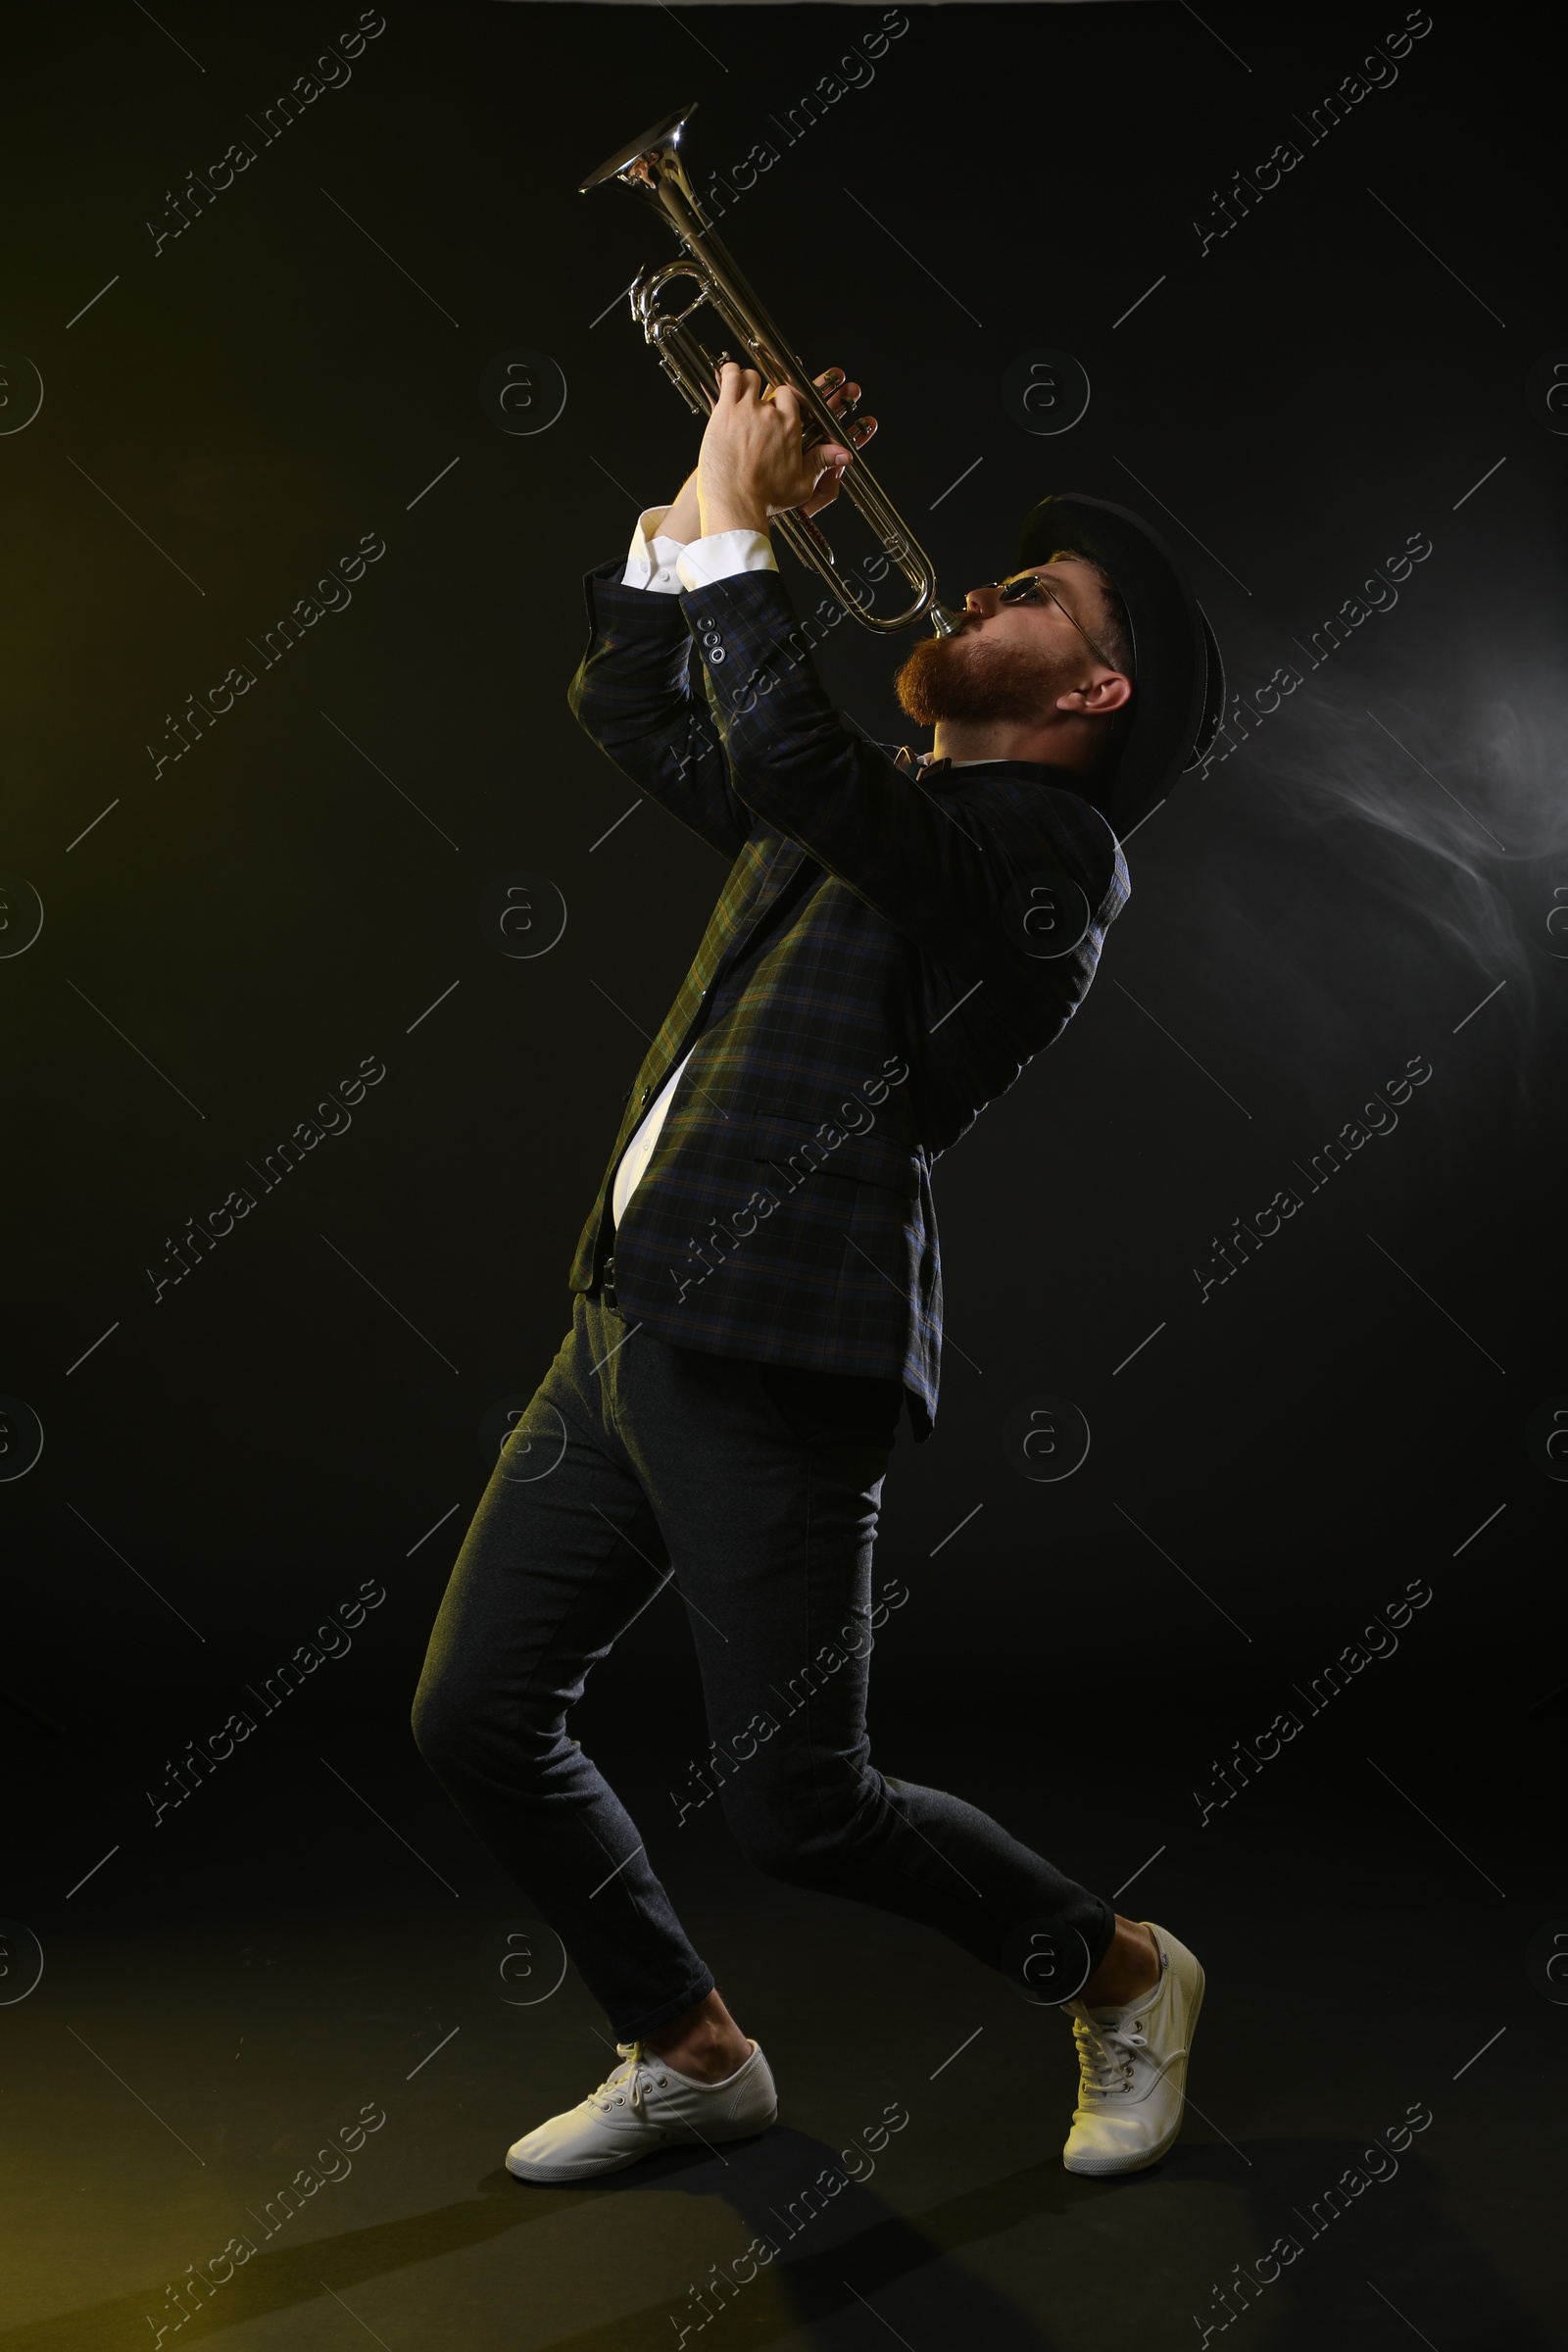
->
[[964, 583, 1001, 616]]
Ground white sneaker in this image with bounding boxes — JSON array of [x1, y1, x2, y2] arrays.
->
[[506, 2037, 778, 2183], [1060, 1919, 1204, 2176]]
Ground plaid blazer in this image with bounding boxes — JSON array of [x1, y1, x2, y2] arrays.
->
[[565, 556, 1130, 1441]]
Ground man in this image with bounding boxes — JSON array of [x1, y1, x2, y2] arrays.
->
[[412, 361, 1223, 2185]]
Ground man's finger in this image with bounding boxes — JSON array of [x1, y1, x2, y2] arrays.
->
[[714, 359, 763, 403], [810, 370, 862, 418]]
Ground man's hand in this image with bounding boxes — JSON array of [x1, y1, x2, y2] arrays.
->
[[658, 368, 874, 542], [796, 368, 877, 518], [697, 363, 875, 539]]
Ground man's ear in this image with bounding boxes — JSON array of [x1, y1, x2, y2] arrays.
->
[[1055, 674, 1131, 715], [1075, 674, 1133, 714]]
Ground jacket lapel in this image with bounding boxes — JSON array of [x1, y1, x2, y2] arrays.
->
[[710, 836, 811, 985]]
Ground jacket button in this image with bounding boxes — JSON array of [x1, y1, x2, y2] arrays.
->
[[640, 1086, 652, 1104]]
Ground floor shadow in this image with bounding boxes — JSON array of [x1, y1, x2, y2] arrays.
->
[[4, 2127, 1552, 2351], [585, 2123, 1062, 2348], [0, 2123, 1054, 2352]]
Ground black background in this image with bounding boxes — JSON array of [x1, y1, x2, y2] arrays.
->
[[1, 6, 1564, 2339]]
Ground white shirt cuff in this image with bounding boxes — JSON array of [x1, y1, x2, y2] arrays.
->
[[620, 505, 779, 594], [677, 528, 777, 592], [621, 505, 688, 594]]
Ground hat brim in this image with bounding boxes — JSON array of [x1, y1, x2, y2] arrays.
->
[[1017, 493, 1224, 835]]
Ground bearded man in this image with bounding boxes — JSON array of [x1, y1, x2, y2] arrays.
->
[[413, 358, 1224, 2185]]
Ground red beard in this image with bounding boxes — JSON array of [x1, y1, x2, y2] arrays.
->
[[894, 627, 1078, 727]]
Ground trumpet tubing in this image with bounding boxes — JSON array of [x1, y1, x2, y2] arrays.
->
[[580, 103, 960, 639]]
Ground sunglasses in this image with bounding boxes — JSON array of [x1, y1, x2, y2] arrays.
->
[[991, 570, 1120, 674]]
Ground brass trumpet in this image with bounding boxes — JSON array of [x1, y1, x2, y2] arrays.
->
[[579, 102, 961, 638]]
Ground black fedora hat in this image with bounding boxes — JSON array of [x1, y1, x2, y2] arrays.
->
[[1016, 492, 1225, 835]]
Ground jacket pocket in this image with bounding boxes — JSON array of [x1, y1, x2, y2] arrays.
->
[[750, 1110, 920, 1200]]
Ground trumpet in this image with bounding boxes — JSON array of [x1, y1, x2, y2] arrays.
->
[[579, 101, 962, 638]]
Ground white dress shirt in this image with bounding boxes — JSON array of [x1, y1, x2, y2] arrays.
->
[[612, 1046, 693, 1227]]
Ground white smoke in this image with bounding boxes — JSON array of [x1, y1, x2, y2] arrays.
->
[[1164, 624, 1568, 1101]]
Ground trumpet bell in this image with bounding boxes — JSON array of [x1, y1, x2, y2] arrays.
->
[[577, 101, 700, 198]]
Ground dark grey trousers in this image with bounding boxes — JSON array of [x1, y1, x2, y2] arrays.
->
[[411, 1290, 1115, 2041]]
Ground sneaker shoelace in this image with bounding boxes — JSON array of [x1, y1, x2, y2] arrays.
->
[[1072, 2011, 1150, 2099], [588, 2040, 662, 2114]]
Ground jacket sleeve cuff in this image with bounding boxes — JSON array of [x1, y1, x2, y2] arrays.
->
[[581, 553, 700, 643]]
